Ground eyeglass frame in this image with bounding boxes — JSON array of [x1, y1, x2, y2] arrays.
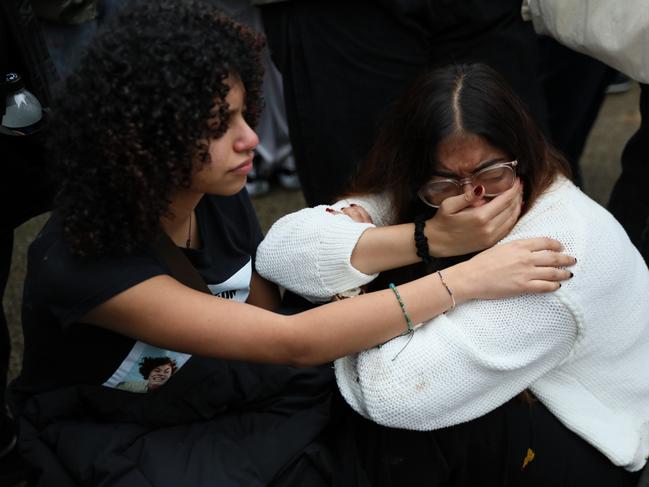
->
[[417, 160, 518, 208]]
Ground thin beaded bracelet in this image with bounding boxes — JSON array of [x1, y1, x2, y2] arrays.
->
[[389, 283, 414, 334], [436, 270, 456, 311]]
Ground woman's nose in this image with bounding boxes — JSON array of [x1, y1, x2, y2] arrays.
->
[[235, 121, 259, 153]]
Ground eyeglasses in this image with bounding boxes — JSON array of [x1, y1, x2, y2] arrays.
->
[[417, 160, 518, 208]]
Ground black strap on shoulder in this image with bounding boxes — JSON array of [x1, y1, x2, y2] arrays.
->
[[150, 232, 211, 295]]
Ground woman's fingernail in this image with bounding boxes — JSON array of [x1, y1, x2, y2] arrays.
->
[[574, 257, 578, 264], [350, 203, 357, 207], [474, 185, 485, 197], [569, 272, 574, 278], [325, 208, 335, 213], [559, 283, 562, 288]]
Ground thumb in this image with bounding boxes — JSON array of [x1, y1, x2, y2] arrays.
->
[[440, 185, 484, 214]]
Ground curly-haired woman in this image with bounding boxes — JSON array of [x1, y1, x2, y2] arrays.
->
[[256, 64, 649, 486], [9, 2, 574, 485]]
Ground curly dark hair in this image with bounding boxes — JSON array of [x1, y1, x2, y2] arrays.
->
[[50, 0, 264, 257], [138, 356, 178, 380]]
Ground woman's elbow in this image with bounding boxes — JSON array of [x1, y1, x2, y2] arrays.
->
[[276, 320, 328, 368]]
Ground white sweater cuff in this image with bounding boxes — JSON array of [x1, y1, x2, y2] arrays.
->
[[317, 219, 379, 298], [256, 206, 379, 302]]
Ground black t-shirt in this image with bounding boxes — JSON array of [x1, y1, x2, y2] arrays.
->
[[12, 191, 264, 402]]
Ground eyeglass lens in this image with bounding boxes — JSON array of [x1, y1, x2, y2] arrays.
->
[[419, 165, 515, 207]]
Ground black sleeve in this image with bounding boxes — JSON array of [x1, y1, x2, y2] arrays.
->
[[28, 216, 165, 328]]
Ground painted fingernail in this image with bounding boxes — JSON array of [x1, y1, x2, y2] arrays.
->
[[474, 185, 485, 197], [569, 272, 574, 278], [325, 208, 335, 213], [559, 283, 562, 288], [350, 203, 358, 207], [574, 257, 578, 263]]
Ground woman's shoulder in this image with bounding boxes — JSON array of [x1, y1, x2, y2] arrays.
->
[[508, 176, 644, 292], [25, 212, 166, 327], [515, 177, 621, 236]]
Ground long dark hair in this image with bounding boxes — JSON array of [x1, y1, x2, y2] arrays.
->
[[348, 63, 570, 224], [51, 0, 264, 257]]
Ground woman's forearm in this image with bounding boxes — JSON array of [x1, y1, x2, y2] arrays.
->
[[350, 223, 422, 275], [88, 239, 572, 367], [290, 236, 575, 365], [287, 270, 459, 366]]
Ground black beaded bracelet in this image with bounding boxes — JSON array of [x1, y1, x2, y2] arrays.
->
[[414, 214, 432, 264]]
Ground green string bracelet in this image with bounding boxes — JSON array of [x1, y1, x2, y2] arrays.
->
[[388, 283, 415, 361], [389, 283, 414, 333]]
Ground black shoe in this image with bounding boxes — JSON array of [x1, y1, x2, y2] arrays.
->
[[606, 72, 633, 94]]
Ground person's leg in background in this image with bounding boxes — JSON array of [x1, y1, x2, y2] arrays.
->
[[608, 84, 649, 260], [424, 0, 548, 132], [262, 0, 549, 206], [0, 232, 19, 463], [209, 0, 299, 197], [247, 30, 300, 196], [0, 136, 55, 485], [262, 1, 430, 205], [537, 36, 615, 187]]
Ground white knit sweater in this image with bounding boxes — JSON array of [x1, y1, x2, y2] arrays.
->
[[256, 178, 649, 471]]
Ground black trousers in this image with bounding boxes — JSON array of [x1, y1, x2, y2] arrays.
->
[[261, 0, 547, 205], [351, 397, 640, 487], [538, 37, 615, 187], [608, 83, 649, 262]]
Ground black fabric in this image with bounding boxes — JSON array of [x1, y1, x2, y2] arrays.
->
[[17, 359, 340, 486], [261, 0, 547, 205], [537, 36, 615, 187], [608, 83, 649, 262], [0, 232, 12, 432], [150, 232, 212, 296], [352, 398, 640, 487], [13, 192, 261, 398], [8, 190, 361, 486], [1, 5, 57, 483]]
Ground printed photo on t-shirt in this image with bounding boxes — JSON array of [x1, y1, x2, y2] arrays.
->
[[102, 342, 191, 393], [102, 259, 252, 392]]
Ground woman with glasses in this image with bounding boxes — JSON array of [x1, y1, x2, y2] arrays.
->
[[256, 63, 649, 485]]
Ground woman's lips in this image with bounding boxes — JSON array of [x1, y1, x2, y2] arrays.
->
[[230, 158, 253, 175]]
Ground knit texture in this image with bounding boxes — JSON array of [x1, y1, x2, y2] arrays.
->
[[257, 178, 649, 471], [335, 179, 649, 471], [256, 193, 393, 302]]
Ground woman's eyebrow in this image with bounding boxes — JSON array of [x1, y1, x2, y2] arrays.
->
[[433, 157, 508, 177], [474, 157, 507, 171]]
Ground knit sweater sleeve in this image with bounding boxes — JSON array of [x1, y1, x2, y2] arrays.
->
[[334, 181, 584, 430], [335, 289, 580, 430], [255, 193, 393, 302]]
